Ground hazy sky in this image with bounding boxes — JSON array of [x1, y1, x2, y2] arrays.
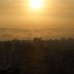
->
[[0, 0, 74, 40]]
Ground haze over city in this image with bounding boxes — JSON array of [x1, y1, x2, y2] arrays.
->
[[0, 0, 74, 74], [0, 0, 74, 40]]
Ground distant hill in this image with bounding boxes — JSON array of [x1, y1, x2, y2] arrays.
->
[[0, 28, 74, 40]]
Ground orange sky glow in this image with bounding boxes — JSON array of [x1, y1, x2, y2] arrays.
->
[[0, 0, 74, 40]]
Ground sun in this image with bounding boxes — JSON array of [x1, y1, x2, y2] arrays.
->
[[30, 0, 42, 9]]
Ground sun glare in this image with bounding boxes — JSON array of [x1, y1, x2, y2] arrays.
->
[[30, 0, 42, 9]]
